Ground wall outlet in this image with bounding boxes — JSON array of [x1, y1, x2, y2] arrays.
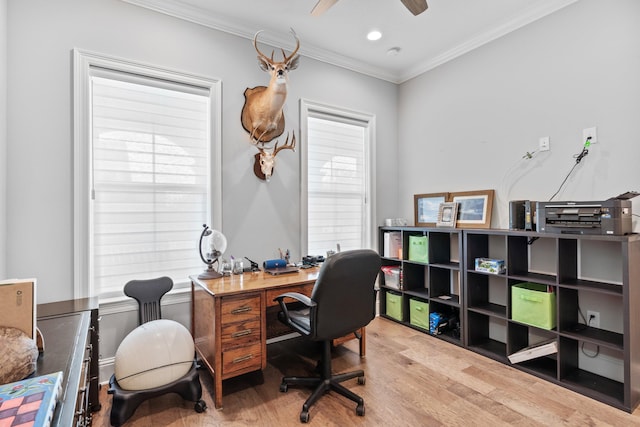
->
[[587, 310, 600, 328], [539, 136, 550, 152], [583, 126, 598, 144]]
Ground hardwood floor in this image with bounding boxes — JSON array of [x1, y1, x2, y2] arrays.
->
[[91, 317, 640, 426]]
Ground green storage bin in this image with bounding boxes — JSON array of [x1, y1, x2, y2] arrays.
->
[[408, 235, 428, 263], [409, 298, 429, 330], [511, 282, 556, 330], [386, 291, 403, 321]]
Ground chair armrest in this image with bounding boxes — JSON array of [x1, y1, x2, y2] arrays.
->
[[273, 292, 315, 322], [274, 292, 312, 306]]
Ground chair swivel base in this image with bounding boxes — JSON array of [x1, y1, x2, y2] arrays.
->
[[108, 363, 206, 426], [279, 341, 365, 423]]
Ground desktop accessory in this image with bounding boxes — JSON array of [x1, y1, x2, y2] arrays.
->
[[244, 257, 260, 272], [197, 224, 227, 280], [263, 259, 287, 269], [302, 255, 324, 266], [264, 258, 299, 275]]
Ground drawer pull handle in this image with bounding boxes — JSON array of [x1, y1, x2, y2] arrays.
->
[[231, 306, 252, 314], [232, 354, 254, 364], [231, 329, 252, 338]]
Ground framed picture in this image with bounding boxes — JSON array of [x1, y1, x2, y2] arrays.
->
[[436, 202, 458, 228], [449, 189, 495, 229], [414, 192, 449, 227]]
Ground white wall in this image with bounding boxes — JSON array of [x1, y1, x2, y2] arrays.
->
[[5, 0, 398, 302], [398, 0, 640, 231], [0, 0, 6, 279]]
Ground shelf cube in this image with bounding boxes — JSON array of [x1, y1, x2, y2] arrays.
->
[[385, 291, 403, 321], [409, 298, 429, 330], [511, 282, 556, 330]]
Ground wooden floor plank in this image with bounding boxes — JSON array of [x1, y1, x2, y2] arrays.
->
[[91, 317, 640, 426]]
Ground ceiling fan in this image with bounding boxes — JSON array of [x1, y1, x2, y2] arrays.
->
[[311, 0, 428, 17]]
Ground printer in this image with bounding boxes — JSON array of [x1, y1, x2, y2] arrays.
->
[[537, 193, 637, 235]]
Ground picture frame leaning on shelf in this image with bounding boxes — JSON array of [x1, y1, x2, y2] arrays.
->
[[449, 189, 495, 229], [436, 202, 458, 228], [414, 192, 449, 227]]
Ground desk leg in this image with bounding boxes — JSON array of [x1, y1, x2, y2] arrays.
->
[[359, 327, 366, 358], [214, 375, 223, 409]]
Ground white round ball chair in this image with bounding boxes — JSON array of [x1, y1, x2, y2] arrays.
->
[[115, 319, 194, 391]]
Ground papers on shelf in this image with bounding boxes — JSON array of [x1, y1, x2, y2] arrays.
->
[[508, 339, 558, 364]]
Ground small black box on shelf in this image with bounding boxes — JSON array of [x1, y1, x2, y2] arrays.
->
[[509, 200, 537, 230]]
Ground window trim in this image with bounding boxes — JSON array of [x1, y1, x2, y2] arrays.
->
[[73, 48, 222, 300], [300, 98, 377, 255]]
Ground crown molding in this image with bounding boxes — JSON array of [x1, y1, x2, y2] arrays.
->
[[123, 0, 579, 85], [399, 0, 579, 82], [122, 0, 398, 82]]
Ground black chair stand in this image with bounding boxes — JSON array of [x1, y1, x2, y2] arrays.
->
[[108, 362, 205, 426], [274, 250, 381, 423], [107, 277, 206, 426]]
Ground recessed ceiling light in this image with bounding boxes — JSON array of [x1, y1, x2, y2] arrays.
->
[[367, 30, 382, 41]]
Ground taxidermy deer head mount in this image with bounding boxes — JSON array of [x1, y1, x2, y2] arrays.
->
[[253, 132, 296, 181], [241, 28, 300, 144]]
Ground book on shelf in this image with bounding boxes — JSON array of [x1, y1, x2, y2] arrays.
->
[[508, 339, 558, 364], [0, 371, 63, 427]]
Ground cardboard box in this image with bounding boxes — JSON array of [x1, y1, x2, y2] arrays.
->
[[0, 279, 37, 339], [511, 282, 556, 330], [475, 258, 506, 274]]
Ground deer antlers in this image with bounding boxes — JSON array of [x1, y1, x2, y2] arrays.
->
[[253, 29, 300, 71], [253, 132, 296, 181]]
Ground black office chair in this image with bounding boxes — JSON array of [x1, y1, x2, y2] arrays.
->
[[274, 249, 381, 423], [108, 277, 206, 426]]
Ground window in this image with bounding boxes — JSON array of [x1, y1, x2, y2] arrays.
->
[[301, 99, 376, 256], [74, 50, 221, 300]]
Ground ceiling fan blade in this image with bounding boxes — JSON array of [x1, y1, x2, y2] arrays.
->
[[311, 0, 339, 16], [400, 0, 428, 16]]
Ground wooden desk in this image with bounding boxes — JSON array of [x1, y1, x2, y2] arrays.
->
[[191, 269, 365, 409]]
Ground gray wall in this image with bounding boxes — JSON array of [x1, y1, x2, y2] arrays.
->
[[398, 0, 640, 231], [4, 0, 639, 381], [5, 0, 398, 303], [4, 0, 398, 377], [0, 0, 6, 279], [397, 0, 639, 382]]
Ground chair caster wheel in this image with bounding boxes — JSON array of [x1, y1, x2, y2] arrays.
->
[[357, 376, 365, 385], [280, 383, 288, 392], [300, 410, 310, 423], [194, 400, 207, 413], [356, 403, 365, 416]]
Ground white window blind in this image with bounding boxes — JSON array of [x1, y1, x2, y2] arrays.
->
[[306, 115, 369, 255], [90, 70, 210, 298]]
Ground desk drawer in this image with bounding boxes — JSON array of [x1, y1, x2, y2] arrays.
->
[[266, 283, 314, 307], [221, 319, 261, 349], [221, 294, 261, 324], [222, 342, 262, 375]]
